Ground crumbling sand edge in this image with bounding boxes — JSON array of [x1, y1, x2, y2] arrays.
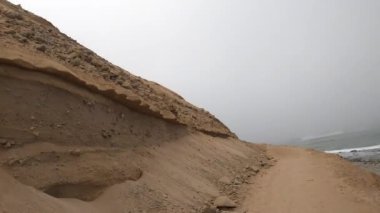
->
[[0, 0, 236, 138], [0, 48, 234, 138]]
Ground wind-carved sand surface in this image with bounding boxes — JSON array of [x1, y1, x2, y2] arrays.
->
[[0, 1, 379, 212]]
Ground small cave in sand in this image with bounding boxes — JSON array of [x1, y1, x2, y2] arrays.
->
[[42, 183, 108, 201], [0, 66, 148, 201], [6, 156, 144, 201]]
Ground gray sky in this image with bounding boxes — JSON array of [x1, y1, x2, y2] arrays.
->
[[9, 0, 380, 143]]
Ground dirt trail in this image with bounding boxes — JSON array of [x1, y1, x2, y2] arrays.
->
[[240, 146, 380, 213]]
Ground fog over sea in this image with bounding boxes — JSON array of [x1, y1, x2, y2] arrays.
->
[[290, 130, 380, 152]]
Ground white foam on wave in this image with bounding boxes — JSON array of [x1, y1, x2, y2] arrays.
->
[[325, 144, 380, 154]]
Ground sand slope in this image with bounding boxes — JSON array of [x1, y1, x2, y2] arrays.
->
[[0, 133, 266, 213], [241, 146, 380, 213], [0, 1, 268, 212], [0, 63, 267, 212], [0, 0, 234, 138]]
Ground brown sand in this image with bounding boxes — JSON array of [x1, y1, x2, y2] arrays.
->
[[0, 62, 267, 212], [1, 1, 380, 213]]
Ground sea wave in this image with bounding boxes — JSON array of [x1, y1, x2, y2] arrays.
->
[[325, 144, 380, 154]]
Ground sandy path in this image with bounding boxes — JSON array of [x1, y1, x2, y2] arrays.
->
[[241, 146, 380, 213]]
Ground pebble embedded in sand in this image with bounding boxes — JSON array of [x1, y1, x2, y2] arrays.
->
[[202, 206, 219, 213], [69, 149, 81, 156], [245, 165, 260, 173], [32, 131, 40, 137], [213, 196, 236, 209], [4, 142, 12, 148], [0, 139, 16, 148], [71, 58, 81, 66], [36, 45, 46, 52], [0, 138, 7, 145], [218, 176, 232, 185]]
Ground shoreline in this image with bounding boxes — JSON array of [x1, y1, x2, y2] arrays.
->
[[332, 148, 380, 175]]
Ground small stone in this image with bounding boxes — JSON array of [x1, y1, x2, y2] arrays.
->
[[4, 11, 23, 20], [4, 142, 12, 148], [32, 131, 40, 137], [2, 140, 16, 148], [246, 165, 260, 173], [36, 45, 47, 52], [18, 37, 28, 43], [57, 54, 67, 61], [101, 129, 112, 139], [71, 58, 81, 66], [233, 179, 242, 185], [0, 139, 7, 145], [35, 35, 47, 44], [21, 31, 34, 39], [218, 176, 232, 185], [83, 100, 94, 107], [259, 160, 267, 167], [214, 196, 236, 209], [69, 149, 81, 156], [202, 207, 219, 213], [100, 66, 110, 72]]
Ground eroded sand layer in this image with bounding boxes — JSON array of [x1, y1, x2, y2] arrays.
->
[[0, 64, 267, 212], [0, 0, 235, 138]]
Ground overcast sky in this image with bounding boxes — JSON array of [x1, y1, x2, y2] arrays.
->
[[9, 0, 380, 143]]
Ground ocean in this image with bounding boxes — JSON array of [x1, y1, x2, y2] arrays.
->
[[292, 130, 380, 174], [292, 130, 380, 152]]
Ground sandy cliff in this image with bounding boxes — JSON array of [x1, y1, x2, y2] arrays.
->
[[0, 0, 235, 138], [0, 1, 266, 212]]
